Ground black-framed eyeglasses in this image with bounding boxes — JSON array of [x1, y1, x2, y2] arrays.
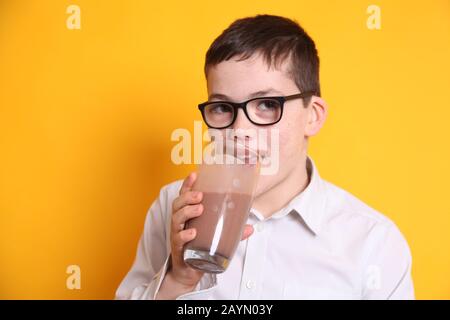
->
[[198, 91, 315, 129]]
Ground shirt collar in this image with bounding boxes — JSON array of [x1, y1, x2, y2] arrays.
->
[[251, 156, 327, 236]]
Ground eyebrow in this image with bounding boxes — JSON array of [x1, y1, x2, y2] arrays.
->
[[208, 88, 284, 102]]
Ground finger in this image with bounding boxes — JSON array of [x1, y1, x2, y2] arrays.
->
[[173, 228, 197, 251], [241, 224, 254, 241], [172, 204, 203, 230], [179, 172, 197, 196], [173, 190, 203, 213]]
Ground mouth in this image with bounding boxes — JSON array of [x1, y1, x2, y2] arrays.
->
[[234, 147, 264, 165], [213, 138, 270, 164]]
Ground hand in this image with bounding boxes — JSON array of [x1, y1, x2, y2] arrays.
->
[[167, 172, 254, 288]]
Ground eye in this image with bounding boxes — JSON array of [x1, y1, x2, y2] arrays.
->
[[256, 99, 279, 111], [208, 103, 233, 114]]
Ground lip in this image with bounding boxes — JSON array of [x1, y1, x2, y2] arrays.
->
[[237, 150, 260, 163], [220, 140, 263, 162], [235, 148, 258, 158]]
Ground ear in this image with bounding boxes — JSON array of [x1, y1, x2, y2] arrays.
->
[[304, 96, 328, 137]]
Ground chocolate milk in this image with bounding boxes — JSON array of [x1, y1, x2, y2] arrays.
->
[[184, 192, 253, 263]]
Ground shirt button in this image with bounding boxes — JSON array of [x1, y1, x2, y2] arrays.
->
[[256, 223, 265, 232], [246, 280, 255, 289]]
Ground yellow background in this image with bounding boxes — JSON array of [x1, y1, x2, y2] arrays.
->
[[1, 0, 449, 299]]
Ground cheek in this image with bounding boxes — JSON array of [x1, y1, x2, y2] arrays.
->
[[275, 110, 307, 159], [278, 130, 299, 161], [254, 114, 306, 195]]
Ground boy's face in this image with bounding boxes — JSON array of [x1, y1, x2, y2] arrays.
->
[[205, 53, 323, 197]]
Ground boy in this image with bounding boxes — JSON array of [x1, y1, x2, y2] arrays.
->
[[116, 15, 414, 300]]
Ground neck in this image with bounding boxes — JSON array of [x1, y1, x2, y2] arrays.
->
[[253, 153, 310, 218]]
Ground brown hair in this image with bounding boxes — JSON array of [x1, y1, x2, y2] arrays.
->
[[204, 14, 321, 104]]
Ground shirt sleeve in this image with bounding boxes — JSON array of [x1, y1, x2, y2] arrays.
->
[[114, 182, 218, 300], [362, 222, 415, 300]]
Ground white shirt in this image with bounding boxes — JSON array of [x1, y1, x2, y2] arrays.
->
[[115, 157, 414, 300]]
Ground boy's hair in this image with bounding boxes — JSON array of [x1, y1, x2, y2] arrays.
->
[[204, 14, 321, 105]]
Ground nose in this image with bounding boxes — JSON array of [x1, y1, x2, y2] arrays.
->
[[229, 109, 256, 144], [231, 109, 253, 130]]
